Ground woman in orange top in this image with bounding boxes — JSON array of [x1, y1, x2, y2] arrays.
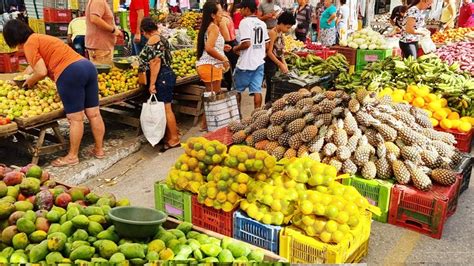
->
[[3, 19, 106, 167]]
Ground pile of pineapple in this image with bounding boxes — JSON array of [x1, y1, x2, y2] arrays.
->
[[230, 88, 462, 191]]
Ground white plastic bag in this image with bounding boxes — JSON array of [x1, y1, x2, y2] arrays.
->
[[140, 94, 166, 146], [420, 30, 436, 54]]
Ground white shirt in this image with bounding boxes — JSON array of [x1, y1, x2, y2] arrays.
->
[[236, 16, 270, 71], [338, 5, 349, 29]]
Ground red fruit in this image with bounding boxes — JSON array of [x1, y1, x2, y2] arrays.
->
[[77, 186, 91, 196], [75, 200, 87, 207], [40, 171, 50, 184], [5, 117, 10, 124], [17, 193, 27, 201], [27, 196, 36, 204], [20, 164, 34, 174], [0, 165, 6, 179], [35, 217, 50, 232], [4, 171, 24, 186], [55, 193, 72, 208], [35, 190, 54, 211]]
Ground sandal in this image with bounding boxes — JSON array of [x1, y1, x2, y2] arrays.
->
[[161, 141, 180, 152], [51, 157, 79, 167], [87, 149, 105, 159]]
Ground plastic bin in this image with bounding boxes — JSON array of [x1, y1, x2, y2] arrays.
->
[[454, 153, 472, 195], [154, 182, 192, 222], [45, 23, 69, 37], [43, 8, 72, 23], [202, 126, 233, 146], [191, 195, 235, 237], [0, 53, 19, 73], [342, 176, 393, 223], [233, 210, 282, 253], [331, 45, 357, 65], [279, 211, 372, 264], [388, 176, 461, 239], [356, 49, 392, 67], [270, 76, 322, 102], [435, 127, 473, 152]]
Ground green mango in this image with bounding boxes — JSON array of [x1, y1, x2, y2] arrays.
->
[[87, 221, 103, 237], [159, 248, 174, 260], [46, 210, 61, 223], [200, 257, 219, 263], [176, 222, 193, 234], [45, 251, 64, 264], [221, 237, 233, 249], [74, 259, 92, 266], [87, 215, 107, 224], [200, 244, 222, 257], [71, 215, 89, 229], [12, 232, 29, 249], [67, 203, 83, 212], [63, 242, 72, 258], [9, 251, 28, 264], [29, 230, 48, 243], [48, 223, 61, 234], [118, 243, 145, 259], [100, 205, 111, 216], [83, 206, 104, 216], [59, 214, 67, 224], [0, 255, 7, 263], [85, 192, 100, 204], [60, 221, 74, 237], [87, 236, 97, 244], [23, 210, 36, 222], [195, 234, 210, 245], [29, 240, 48, 263], [218, 249, 234, 263], [168, 229, 186, 239], [227, 242, 251, 258], [147, 239, 165, 254], [186, 231, 199, 239], [47, 232, 67, 252], [109, 252, 126, 263], [248, 249, 264, 262], [146, 250, 159, 261], [208, 237, 221, 246], [66, 207, 81, 221], [6, 186, 18, 199], [25, 243, 37, 253], [97, 240, 118, 259], [193, 249, 203, 260], [0, 247, 14, 260], [235, 256, 249, 262], [176, 245, 193, 258], [69, 245, 95, 261], [187, 239, 200, 251], [158, 231, 177, 246], [14, 201, 34, 212], [72, 229, 89, 242], [97, 230, 119, 242], [115, 198, 130, 207], [129, 258, 146, 265], [51, 206, 67, 216], [71, 240, 90, 250], [16, 218, 36, 234]]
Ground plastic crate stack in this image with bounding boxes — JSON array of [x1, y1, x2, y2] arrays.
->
[[355, 49, 393, 72], [435, 127, 474, 153], [0, 35, 19, 73], [44, 0, 72, 37]]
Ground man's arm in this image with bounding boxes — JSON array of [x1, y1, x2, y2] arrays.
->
[[90, 14, 115, 32], [134, 9, 145, 43]]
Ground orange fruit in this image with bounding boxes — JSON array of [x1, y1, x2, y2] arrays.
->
[[427, 101, 442, 111], [433, 110, 448, 120], [424, 93, 438, 103], [403, 92, 415, 102], [440, 119, 453, 130], [412, 97, 425, 108], [448, 112, 460, 120], [451, 119, 461, 129], [407, 85, 418, 94], [430, 118, 439, 127], [439, 98, 448, 107], [458, 121, 472, 133]]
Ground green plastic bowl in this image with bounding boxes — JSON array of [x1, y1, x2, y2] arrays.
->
[[108, 206, 167, 239], [113, 57, 133, 70]]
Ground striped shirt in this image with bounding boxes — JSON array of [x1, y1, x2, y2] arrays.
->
[[295, 5, 312, 34]]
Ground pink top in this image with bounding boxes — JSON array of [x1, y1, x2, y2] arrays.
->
[[224, 13, 236, 41], [458, 3, 474, 28]]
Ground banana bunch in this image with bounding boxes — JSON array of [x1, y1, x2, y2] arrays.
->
[[335, 72, 364, 93], [286, 53, 349, 77]]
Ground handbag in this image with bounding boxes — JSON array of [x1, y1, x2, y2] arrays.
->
[[140, 94, 167, 146]]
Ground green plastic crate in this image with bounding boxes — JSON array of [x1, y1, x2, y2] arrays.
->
[[356, 49, 392, 67], [154, 182, 192, 222], [342, 176, 393, 223]]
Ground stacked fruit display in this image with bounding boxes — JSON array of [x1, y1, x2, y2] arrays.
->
[[180, 12, 202, 30], [435, 41, 474, 75], [229, 86, 462, 191], [97, 68, 139, 98], [336, 55, 474, 116], [285, 53, 349, 76], [378, 85, 473, 133], [0, 164, 267, 264], [339, 28, 388, 50], [171, 49, 197, 79], [0, 116, 11, 125], [431, 27, 474, 44], [283, 35, 304, 52], [0, 79, 62, 120]]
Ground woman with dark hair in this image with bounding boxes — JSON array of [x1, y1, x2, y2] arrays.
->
[[390, 5, 408, 30], [196, 1, 230, 131], [265, 11, 295, 103], [2, 19, 106, 166], [399, 0, 432, 58], [138, 17, 180, 150]]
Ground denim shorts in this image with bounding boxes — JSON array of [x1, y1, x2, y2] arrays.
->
[[147, 65, 176, 103], [233, 64, 264, 95]]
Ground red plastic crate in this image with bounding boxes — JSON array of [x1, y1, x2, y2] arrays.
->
[[191, 195, 235, 236], [43, 8, 72, 23], [325, 49, 337, 59], [392, 48, 402, 57], [435, 127, 473, 152], [331, 45, 357, 65], [0, 53, 19, 73], [388, 176, 461, 239], [202, 126, 233, 146]]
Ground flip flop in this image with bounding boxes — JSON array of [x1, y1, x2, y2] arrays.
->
[[51, 157, 79, 167], [87, 149, 105, 159], [161, 142, 180, 152]]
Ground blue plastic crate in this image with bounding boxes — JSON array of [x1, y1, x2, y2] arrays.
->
[[233, 210, 282, 254]]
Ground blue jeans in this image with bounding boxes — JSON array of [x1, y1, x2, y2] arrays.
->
[[72, 35, 85, 56], [131, 34, 147, 55], [234, 64, 264, 95]]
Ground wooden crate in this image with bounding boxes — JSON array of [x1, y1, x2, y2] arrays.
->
[[0, 122, 18, 138], [173, 84, 205, 126]]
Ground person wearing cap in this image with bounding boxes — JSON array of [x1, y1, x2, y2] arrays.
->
[[233, 0, 270, 110]]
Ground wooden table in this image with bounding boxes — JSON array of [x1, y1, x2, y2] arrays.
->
[[0, 122, 18, 138]]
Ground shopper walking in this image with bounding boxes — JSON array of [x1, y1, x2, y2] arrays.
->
[[3, 19, 106, 166], [138, 18, 180, 150], [85, 0, 121, 65], [196, 1, 230, 131], [336, 0, 349, 43], [265, 11, 295, 103], [400, 0, 432, 59], [233, 0, 269, 110], [458, 0, 474, 28], [319, 0, 337, 47], [258, 0, 279, 29], [294, 0, 311, 42], [219, 0, 239, 90], [389, 5, 408, 33], [440, 0, 456, 30], [129, 0, 150, 55], [67, 16, 87, 56]]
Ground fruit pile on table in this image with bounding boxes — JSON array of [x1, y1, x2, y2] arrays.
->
[[97, 68, 140, 98]]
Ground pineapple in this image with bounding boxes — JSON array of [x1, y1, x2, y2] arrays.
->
[[289, 133, 303, 150], [389, 154, 411, 185], [267, 126, 284, 141], [342, 159, 358, 175], [323, 143, 337, 157], [287, 118, 306, 134], [430, 169, 458, 186], [405, 161, 432, 191], [284, 148, 297, 158], [301, 125, 318, 142], [361, 161, 377, 179], [270, 111, 286, 126], [271, 146, 286, 160]]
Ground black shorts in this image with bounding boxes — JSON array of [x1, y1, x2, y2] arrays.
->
[[147, 65, 176, 103], [56, 59, 99, 114]]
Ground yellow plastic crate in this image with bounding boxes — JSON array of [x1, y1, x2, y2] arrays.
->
[[69, 0, 79, 10], [0, 35, 17, 53], [28, 19, 46, 34], [279, 211, 372, 264]]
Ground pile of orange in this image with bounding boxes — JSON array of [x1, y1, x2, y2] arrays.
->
[[378, 84, 473, 133], [431, 27, 474, 44]]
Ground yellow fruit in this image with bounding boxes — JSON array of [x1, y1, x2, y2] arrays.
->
[[427, 101, 442, 111], [461, 116, 474, 126], [301, 200, 313, 215], [430, 118, 439, 127], [394, 89, 406, 95], [440, 119, 453, 130], [448, 112, 460, 120], [458, 121, 472, 133], [407, 85, 418, 94], [443, 108, 452, 115], [451, 119, 461, 129], [403, 92, 414, 102], [412, 97, 425, 108], [417, 85, 430, 97], [424, 93, 438, 103], [391, 93, 403, 103], [440, 98, 448, 107], [433, 110, 448, 121]]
